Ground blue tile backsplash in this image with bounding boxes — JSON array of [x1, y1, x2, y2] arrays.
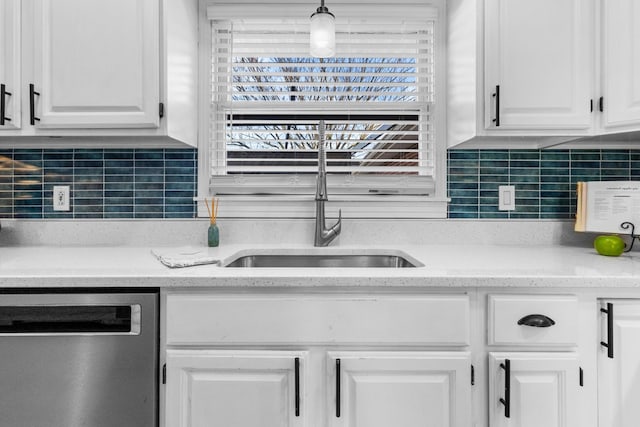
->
[[448, 149, 640, 219], [0, 149, 197, 219], [0, 147, 635, 220]]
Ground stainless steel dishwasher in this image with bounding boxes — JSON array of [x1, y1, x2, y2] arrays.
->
[[0, 290, 158, 427]]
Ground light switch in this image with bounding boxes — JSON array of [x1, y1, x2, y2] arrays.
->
[[498, 185, 516, 211]]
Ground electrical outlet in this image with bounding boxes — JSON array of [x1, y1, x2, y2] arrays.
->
[[53, 185, 70, 211], [498, 185, 516, 211]]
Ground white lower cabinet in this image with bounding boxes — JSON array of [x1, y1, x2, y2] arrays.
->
[[165, 350, 471, 427], [328, 352, 471, 427], [164, 293, 472, 427], [166, 350, 307, 427], [598, 300, 640, 427], [486, 294, 590, 427], [163, 291, 610, 427], [489, 353, 582, 427]]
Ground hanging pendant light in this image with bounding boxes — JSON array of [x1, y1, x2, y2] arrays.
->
[[310, 0, 335, 58]]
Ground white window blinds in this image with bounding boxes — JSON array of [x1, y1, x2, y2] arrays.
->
[[210, 15, 436, 195]]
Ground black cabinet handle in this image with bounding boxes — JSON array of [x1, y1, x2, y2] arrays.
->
[[600, 303, 614, 359], [29, 83, 40, 126], [336, 358, 341, 418], [492, 85, 501, 127], [499, 359, 511, 418], [517, 314, 556, 328], [294, 357, 300, 417], [599, 96, 604, 113], [0, 84, 11, 125]]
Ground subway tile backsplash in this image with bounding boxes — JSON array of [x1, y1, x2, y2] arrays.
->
[[0, 148, 197, 219], [0, 147, 635, 220], [448, 149, 640, 219]]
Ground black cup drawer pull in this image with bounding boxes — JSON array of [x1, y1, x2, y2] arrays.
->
[[517, 314, 556, 328]]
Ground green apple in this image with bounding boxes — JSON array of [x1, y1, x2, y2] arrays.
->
[[594, 235, 626, 257]]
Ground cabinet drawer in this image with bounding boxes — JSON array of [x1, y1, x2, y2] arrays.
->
[[166, 294, 470, 346], [488, 295, 578, 346]]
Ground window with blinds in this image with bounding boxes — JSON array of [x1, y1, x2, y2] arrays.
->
[[210, 17, 436, 196]]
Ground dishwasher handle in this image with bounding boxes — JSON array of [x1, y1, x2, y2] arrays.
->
[[0, 305, 140, 334]]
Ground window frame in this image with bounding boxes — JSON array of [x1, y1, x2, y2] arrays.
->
[[197, 0, 448, 219]]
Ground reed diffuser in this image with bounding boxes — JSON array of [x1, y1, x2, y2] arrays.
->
[[206, 197, 219, 247]]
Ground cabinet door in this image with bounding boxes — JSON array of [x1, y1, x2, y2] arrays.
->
[[601, 0, 640, 132], [30, 0, 159, 129], [0, 0, 20, 130], [598, 300, 640, 427], [484, 0, 592, 130], [328, 352, 472, 427], [166, 350, 307, 427], [489, 353, 582, 427]]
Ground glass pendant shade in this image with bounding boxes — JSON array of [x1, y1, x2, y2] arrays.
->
[[310, 8, 335, 58]]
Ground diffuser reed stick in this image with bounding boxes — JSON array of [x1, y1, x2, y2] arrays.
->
[[206, 197, 218, 225], [206, 197, 220, 247]]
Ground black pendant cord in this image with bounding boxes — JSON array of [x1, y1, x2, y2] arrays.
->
[[314, 0, 333, 16]]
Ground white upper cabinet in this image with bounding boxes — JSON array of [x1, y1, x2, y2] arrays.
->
[[484, 0, 592, 131], [600, 0, 640, 133], [447, 0, 595, 148], [0, 0, 20, 130], [448, 0, 640, 147], [30, 0, 159, 129], [0, 0, 198, 146]]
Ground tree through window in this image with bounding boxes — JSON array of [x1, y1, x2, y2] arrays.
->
[[211, 17, 435, 193]]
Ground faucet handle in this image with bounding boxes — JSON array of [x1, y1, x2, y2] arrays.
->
[[332, 209, 342, 233]]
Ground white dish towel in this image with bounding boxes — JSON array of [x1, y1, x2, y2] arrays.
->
[[151, 247, 220, 268]]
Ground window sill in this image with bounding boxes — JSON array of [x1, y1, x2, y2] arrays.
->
[[196, 195, 449, 219]]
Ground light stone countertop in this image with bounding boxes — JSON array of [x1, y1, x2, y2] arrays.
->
[[1, 243, 640, 289]]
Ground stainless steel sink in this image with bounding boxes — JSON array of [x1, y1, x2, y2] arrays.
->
[[223, 251, 421, 268]]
